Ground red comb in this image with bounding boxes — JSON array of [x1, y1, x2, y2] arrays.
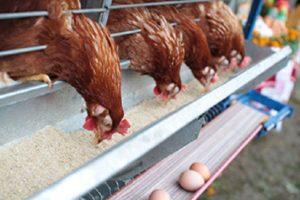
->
[[153, 86, 160, 95], [83, 116, 96, 131]]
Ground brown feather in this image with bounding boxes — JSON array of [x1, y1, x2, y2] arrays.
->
[[178, 0, 246, 64], [108, 1, 185, 98]]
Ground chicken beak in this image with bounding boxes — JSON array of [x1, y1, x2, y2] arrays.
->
[[98, 119, 131, 141], [84, 114, 130, 143]]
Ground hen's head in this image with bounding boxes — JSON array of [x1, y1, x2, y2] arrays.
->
[[130, 10, 185, 101], [192, 66, 218, 88], [84, 103, 130, 142], [48, 15, 130, 142], [153, 78, 182, 101]]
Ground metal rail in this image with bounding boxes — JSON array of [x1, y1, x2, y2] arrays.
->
[[111, 29, 142, 38], [109, 0, 207, 9], [111, 19, 199, 37], [0, 0, 207, 20], [29, 45, 292, 200], [0, 45, 47, 57], [0, 9, 106, 20]]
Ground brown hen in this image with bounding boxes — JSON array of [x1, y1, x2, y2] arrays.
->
[[108, 1, 185, 100], [178, 0, 251, 69], [0, 0, 129, 142]]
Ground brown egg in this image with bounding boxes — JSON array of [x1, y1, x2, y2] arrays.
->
[[178, 170, 204, 192], [148, 189, 170, 200], [190, 162, 211, 181]]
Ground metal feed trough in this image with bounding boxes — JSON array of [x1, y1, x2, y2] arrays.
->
[[0, 0, 292, 199]]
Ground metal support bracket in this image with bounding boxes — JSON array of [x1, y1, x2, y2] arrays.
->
[[98, 0, 112, 25]]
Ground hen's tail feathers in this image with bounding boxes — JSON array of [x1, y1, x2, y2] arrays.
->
[[129, 9, 185, 71]]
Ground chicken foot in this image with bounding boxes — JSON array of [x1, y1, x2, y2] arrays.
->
[[18, 74, 53, 88]]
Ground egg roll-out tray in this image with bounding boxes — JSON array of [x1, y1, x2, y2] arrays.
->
[[110, 102, 267, 199]]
